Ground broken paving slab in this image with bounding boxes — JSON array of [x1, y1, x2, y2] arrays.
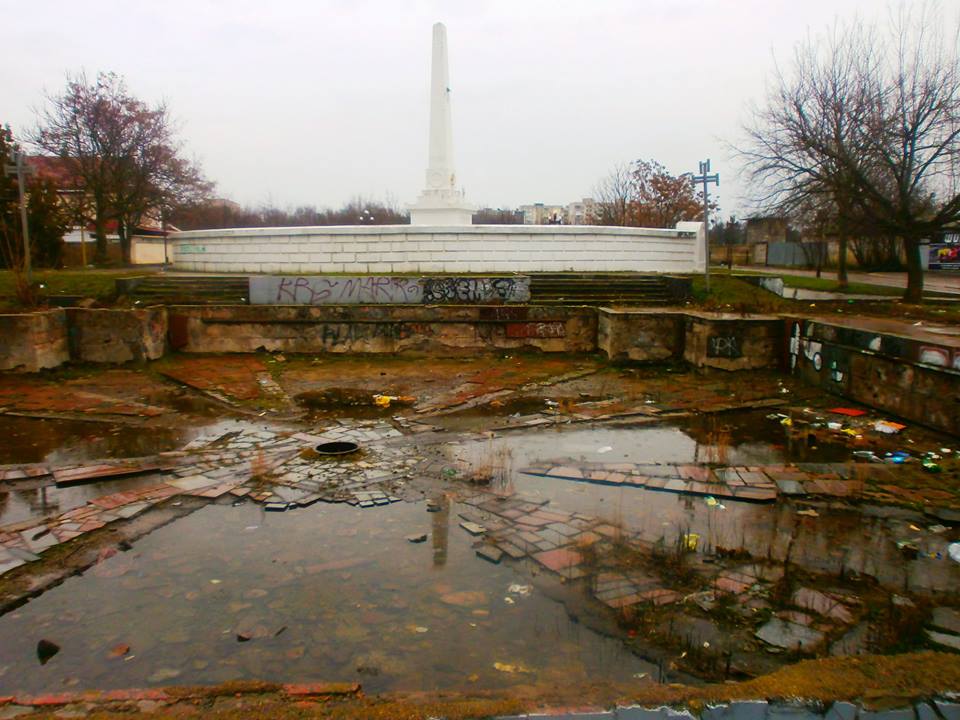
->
[[476, 546, 504, 564], [0, 547, 25, 575], [19, 526, 60, 554], [929, 607, 960, 635], [792, 588, 854, 624], [755, 617, 824, 650], [164, 475, 217, 492], [532, 547, 582, 573], [775, 478, 807, 495], [111, 502, 150, 520], [459, 521, 486, 536], [53, 463, 162, 487], [927, 628, 960, 651], [7, 547, 41, 563]]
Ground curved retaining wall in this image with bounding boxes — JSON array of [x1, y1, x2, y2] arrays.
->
[[170, 223, 706, 274]]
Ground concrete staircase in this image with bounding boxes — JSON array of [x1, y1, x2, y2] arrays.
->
[[119, 275, 250, 304], [528, 273, 689, 305], [119, 273, 690, 306]]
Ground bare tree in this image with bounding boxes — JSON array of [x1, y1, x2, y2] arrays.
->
[[169, 196, 409, 230], [739, 5, 960, 302], [33, 72, 210, 264], [473, 207, 523, 224], [591, 163, 633, 225]]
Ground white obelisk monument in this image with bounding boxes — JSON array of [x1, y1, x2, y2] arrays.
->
[[409, 22, 474, 226]]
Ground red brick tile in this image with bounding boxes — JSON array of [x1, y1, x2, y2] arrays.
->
[[533, 547, 582, 572]]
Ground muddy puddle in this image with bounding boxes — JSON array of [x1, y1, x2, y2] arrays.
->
[[0, 417, 296, 466], [448, 412, 850, 472], [1, 407, 958, 695], [0, 500, 653, 694], [0, 417, 188, 466], [0, 474, 171, 527], [444, 422, 958, 594]]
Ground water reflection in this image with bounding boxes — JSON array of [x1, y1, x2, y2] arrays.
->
[[431, 494, 450, 568], [449, 426, 960, 596], [0, 500, 654, 695]]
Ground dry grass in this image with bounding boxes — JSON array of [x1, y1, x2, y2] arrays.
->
[[63, 652, 960, 718], [623, 651, 960, 708]]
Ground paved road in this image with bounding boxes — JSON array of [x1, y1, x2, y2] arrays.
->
[[729, 265, 960, 296]]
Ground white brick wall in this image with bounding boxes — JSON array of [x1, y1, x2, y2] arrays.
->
[[170, 224, 706, 274]]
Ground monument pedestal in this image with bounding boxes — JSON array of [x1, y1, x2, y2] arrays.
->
[[409, 191, 474, 226]]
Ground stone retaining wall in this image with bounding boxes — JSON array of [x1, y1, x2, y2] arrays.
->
[[167, 304, 596, 355], [684, 312, 784, 371], [170, 222, 706, 274], [598, 309, 783, 370], [66, 307, 168, 363], [598, 309, 685, 363], [3, 304, 958, 435], [788, 317, 960, 435], [0, 308, 69, 371]]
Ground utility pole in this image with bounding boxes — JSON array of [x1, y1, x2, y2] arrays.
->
[[3, 150, 33, 283], [692, 159, 719, 292]]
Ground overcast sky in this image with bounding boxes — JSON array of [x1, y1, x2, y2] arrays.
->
[[2, 0, 920, 218]]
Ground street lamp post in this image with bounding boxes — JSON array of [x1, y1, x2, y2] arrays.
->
[[692, 159, 719, 292], [3, 150, 33, 284]]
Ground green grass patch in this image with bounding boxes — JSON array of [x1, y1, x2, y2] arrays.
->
[[690, 275, 796, 313], [721, 268, 954, 298], [778, 274, 902, 296], [0, 269, 155, 304]]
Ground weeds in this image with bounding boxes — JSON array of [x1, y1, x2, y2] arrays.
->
[[468, 439, 513, 491]]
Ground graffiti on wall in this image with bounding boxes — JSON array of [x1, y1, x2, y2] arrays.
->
[[917, 345, 959, 369], [421, 277, 530, 304], [707, 335, 742, 359], [478, 306, 529, 321], [252, 276, 422, 305], [316, 322, 434, 347], [504, 322, 566, 339], [796, 319, 960, 373], [249, 276, 530, 306]]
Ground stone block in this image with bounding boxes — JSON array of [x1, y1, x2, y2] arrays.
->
[[766, 703, 823, 720], [824, 701, 858, 720], [617, 707, 696, 720], [702, 702, 769, 720], [66, 307, 167, 363], [755, 618, 824, 650], [859, 709, 914, 720], [0, 309, 69, 371], [932, 701, 960, 720]]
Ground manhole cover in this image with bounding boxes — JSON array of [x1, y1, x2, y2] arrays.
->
[[315, 441, 360, 456]]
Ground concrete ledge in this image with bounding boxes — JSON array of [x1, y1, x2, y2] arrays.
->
[[167, 304, 597, 354], [598, 309, 783, 370], [598, 309, 685, 363], [787, 317, 960, 434], [66, 307, 168, 363], [684, 312, 784, 371], [0, 309, 69, 372]]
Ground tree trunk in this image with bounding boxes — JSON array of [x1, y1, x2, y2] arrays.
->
[[837, 215, 849, 290], [93, 214, 108, 265], [903, 236, 924, 303], [118, 220, 131, 265]]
